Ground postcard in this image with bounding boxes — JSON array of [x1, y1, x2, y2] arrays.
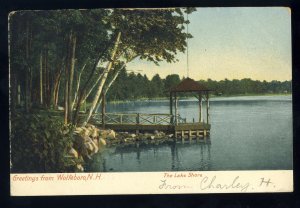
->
[[9, 7, 293, 196]]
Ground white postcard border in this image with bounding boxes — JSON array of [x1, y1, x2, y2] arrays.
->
[[10, 170, 293, 196]]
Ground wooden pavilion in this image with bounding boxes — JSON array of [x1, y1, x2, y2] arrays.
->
[[93, 77, 212, 140], [169, 77, 212, 138]]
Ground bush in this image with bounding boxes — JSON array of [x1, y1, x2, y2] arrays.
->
[[10, 112, 82, 173]]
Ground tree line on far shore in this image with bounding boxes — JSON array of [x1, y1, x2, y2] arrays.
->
[[103, 68, 292, 101]]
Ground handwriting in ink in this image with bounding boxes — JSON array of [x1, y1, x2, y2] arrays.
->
[[200, 176, 250, 192], [159, 180, 191, 190], [259, 178, 272, 187]]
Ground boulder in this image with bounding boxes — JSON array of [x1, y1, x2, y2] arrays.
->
[[76, 164, 84, 172], [107, 130, 116, 139], [99, 138, 107, 147], [90, 140, 99, 154], [79, 134, 90, 142], [69, 148, 78, 159], [74, 127, 83, 134], [91, 129, 99, 138], [85, 142, 94, 153], [73, 135, 88, 156], [100, 129, 116, 140], [86, 123, 95, 129], [57, 106, 64, 111], [93, 138, 99, 147], [84, 137, 99, 154], [81, 127, 91, 137]]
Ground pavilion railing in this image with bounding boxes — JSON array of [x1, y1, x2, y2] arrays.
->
[[91, 113, 187, 125]]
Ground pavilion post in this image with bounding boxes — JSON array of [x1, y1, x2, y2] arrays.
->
[[175, 92, 178, 125], [170, 92, 173, 124], [206, 92, 209, 124], [102, 93, 106, 128], [199, 93, 202, 123]]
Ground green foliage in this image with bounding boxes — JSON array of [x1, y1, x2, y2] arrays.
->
[[10, 112, 82, 173], [9, 8, 193, 112], [164, 74, 181, 95], [106, 70, 292, 101], [110, 8, 192, 64], [202, 78, 292, 96]]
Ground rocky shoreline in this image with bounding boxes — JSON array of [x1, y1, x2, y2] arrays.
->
[[68, 124, 175, 171]]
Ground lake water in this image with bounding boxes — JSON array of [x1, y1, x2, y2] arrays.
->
[[86, 95, 293, 171]]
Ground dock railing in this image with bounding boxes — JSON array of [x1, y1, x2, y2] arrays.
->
[[92, 113, 187, 125]]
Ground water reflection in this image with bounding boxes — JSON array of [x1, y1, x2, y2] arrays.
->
[[87, 95, 292, 171], [87, 140, 212, 172]]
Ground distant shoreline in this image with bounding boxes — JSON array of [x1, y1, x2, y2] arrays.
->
[[104, 93, 292, 104]]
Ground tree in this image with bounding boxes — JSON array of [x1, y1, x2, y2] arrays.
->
[[9, 8, 196, 126], [164, 74, 181, 96], [80, 8, 195, 125], [149, 74, 164, 98]]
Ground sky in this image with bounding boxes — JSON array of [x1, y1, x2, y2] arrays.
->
[[127, 7, 291, 81]]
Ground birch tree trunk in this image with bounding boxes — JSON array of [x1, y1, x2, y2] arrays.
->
[[94, 69, 121, 113], [64, 33, 72, 124], [82, 32, 121, 126], [52, 66, 63, 109], [81, 72, 104, 103], [64, 31, 77, 123], [71, 63, 87, 110], [68, 33, 77, 122], [94, 56, 138, 113], [72, 34, 116, 125], [54, 78, 61, 108]]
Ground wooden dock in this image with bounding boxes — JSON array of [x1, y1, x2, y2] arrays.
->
[[90, 78, 213, 141], [91, 113, 210, 139]]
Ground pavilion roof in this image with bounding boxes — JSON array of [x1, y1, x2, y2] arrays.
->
[[170, 77, 212, 93]]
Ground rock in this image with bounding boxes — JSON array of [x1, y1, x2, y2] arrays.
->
[[69, 148, 78, 158], [99, 138, 107, 146], [91, 129, 99, 138], [76, 164, 84, 172], [138, 135, 147, 140], [81, 127, 90, 137], [107, 130, 116, 139], [73, 135, 88, 157], [168, 134, 174, 138], [153, 131, 165, 137], [99, 129, 116, 140], [93, 138, 99, 147], [84, 137, 98, 154], [85, 142, 94, 153], [74, 127, 83, 134], [86, 123, 95, 129], [79, 135, 90, 142], [91, 141, 99, 154], [150, 135, 155, 140], [130, 134, 136, 138], [57, 106, 64, 110]]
